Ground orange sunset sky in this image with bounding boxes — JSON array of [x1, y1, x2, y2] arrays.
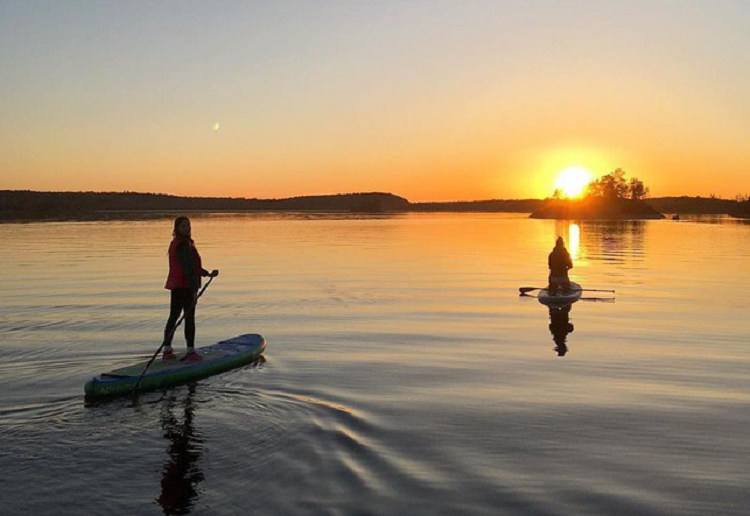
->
[[1, 1, 748, 201]]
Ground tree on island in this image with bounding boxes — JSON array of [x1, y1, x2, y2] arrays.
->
[[586, 168, 650, 200], [531, 168, 663, 219]]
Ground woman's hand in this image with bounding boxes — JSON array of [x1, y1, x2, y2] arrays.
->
[[210, 269, 220, 278]]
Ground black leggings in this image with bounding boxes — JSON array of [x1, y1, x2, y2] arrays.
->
[[164, 288, 196, 348]]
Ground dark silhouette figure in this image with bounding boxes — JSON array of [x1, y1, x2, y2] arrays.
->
[[548, 304, 574, 357], [162, 216, 219, 362], [548, 236, 573, 296], [157, 385, 204, 515]]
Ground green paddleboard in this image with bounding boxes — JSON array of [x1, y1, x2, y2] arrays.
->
[[84, 334, 266, 398]]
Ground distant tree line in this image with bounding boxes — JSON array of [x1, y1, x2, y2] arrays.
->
[[540, 167, 750, 219], [409, 199, 543, 212], [0, 191, 413, 219], [2, 189, 748, 221], [579, 168, 749, 217]]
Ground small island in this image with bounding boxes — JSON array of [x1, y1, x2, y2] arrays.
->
[[530, 196, 664, 220], [530, 168, 665, 220]]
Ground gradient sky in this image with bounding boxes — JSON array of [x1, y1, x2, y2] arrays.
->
[[1, 0, 748, 201]]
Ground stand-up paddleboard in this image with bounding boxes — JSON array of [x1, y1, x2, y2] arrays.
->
[[85, 334, 266, 398], [538, 282, 582, 307]]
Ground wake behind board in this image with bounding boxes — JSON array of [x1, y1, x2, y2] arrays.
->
[[538, 281, 582, 307], [84, 333, 266, 398]]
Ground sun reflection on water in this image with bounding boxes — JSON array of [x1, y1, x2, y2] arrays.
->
[[568, 223, 580, 260]]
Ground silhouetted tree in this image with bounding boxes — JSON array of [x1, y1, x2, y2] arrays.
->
[[587, 168, 650, 200], [587, 168, 628, 198], [628, 178, 649, 200]]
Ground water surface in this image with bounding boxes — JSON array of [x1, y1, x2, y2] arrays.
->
[[1, 213, 748, 515]]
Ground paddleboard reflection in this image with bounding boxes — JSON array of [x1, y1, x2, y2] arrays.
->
[[548, 304, 575, 357]]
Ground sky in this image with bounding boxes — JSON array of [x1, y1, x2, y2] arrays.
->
[[1, 0, 748, 201]]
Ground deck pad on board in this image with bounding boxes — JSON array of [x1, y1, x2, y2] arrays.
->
[[103, 348, 236, 377]]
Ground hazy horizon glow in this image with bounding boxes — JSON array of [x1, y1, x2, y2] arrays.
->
[[1, 1, 748, 201]]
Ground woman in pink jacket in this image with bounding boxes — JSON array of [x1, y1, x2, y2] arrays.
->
[[162, 216, 218, 362]]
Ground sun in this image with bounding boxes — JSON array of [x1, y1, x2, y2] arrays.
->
[[554, 167, 593, 198]]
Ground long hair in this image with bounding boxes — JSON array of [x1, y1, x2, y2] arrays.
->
[[172, 216, 191, 239]]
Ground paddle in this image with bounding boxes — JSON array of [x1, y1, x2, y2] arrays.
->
[[132, 275, 216, 395], [581, 296, 615, 303], [520, 292, 614, 304], [519, 286, 615, 294]]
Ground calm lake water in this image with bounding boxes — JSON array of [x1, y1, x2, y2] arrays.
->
[[1, 213, 748, 515]]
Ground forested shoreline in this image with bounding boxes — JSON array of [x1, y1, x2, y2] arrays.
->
[[0, 190, 542, 220], [1, 190, 748, 221]]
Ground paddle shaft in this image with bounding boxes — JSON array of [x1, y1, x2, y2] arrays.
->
[[132, 275, 215, 394], [519, 286, 615, 294]]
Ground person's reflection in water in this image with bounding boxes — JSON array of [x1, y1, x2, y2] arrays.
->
[[157, 384, 204, 515], [548, 304, 574, 357]]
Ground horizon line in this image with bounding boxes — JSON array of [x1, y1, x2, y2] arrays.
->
[[1, 188, 744, 204]]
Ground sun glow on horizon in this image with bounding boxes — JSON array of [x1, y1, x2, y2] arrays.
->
[[554, 167, 593, 198]]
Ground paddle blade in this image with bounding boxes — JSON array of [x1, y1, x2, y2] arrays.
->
[[519, 287, 541, 294]]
